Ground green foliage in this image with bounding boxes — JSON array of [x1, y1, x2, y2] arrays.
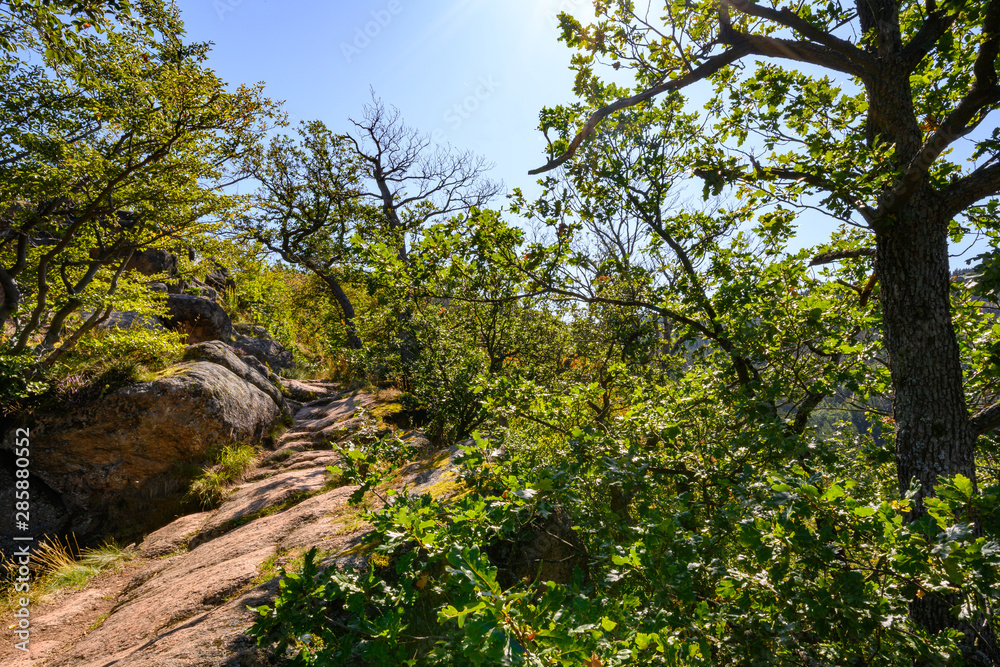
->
[[253, 419, 999, 666], [0, 351, 47, 408], [0, 1, 140, 65], [353, 213, 571, 445], [187, 444, 259, 509], [75, 327, 184, 366], [42, 541, 136, 591], [0, 0, 284, 363], [250, 439, 581, 666], [3, 325, 184, 417], [326, 406, 423, 504], [213, 239, 365, 372]]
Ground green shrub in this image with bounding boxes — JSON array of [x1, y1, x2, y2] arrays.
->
[[0, 352, 48, 414], [187, 444, 259, 509], [75, 327, 185, 367], [248, 415, 1000, 666]]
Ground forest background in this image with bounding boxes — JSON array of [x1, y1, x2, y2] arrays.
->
[[2, 0, 1000, 665]]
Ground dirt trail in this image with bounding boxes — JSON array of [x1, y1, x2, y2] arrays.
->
[[1, 382, 456, 666]]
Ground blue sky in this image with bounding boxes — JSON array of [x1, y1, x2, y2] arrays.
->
[[177, 0, 589, 198], [175, 0, 989, 267]]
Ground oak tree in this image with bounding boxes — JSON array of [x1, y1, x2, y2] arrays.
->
[[242, 96, 501, 352], [0, 1, 281, 365], [532, 0, 1000, 658]]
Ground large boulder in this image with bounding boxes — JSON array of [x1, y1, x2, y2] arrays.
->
[[186, 278, 220, 302], [234, 323, 270, 338], [232, 336, 295, 372], [183, 341, 285, 409], [205, 265, 236, 294], [0, 360, 280, 542], [0, 463, 70, 559], [162, 293, 233, 343], [125, 248, 178, 278], [97, 310, 164, 332]]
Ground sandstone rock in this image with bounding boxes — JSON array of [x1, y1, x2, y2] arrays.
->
[[186, 279, 219, 302], [262, 442, 307, 465], [139, 511, 212, 558], [279, 378, 330, 402], [293, 393, 372, 428], [205, 265, 236, 295], [254, 449, 342, 477], [234, 322, 270, 338], [162, 293, 233, 343], [125, 248, 178, 278], [232, 335, 295, 372], [183, 341, 284, 409], [225, 349, 274, 388], [37, 486, 368, 667], [0, 392, 461, 666], [189, 467, 332, 547], [0, 361, 280, 541]]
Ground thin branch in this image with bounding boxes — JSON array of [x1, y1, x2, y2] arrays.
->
[[531, 15, 871, 175], [529, 45, 752, 175], [901, 10, 961, 70]]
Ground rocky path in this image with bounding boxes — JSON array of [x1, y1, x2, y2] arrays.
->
[[1, 380, 456, 667]]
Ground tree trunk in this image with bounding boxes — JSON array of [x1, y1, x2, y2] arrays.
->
[[42, 298, 83, 348], [0, 265, 20, 330], [876, 193, 976, 511], [314, 269, 362, 350], [876, 191, 999, 664]]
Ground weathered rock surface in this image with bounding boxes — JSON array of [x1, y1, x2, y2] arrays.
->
[[0, 382, 449, 667], [241, 353, 276, 387], [45, 485, 369, 667], [190, 467, 333, 547], [280, 378, 330, 402], [233, 335, 295, 371], [139, 511, 212, 558], [0, 360, 281, 543], [187, 278, 220, 302], [162, 293, 233, 343], [182, 341, 285, 410], [205, 265, 236, 295], [96, 309, 164, 332], [125, 248, 178, 278], [234, 323, 269, 339]]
